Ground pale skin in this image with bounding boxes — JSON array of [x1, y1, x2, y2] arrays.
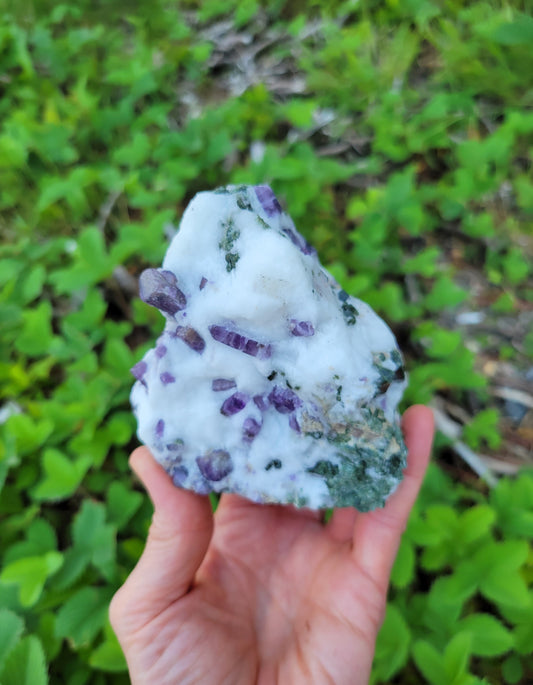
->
[[110, 405, 434, 685]]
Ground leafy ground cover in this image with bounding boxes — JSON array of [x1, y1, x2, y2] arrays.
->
[[0, 0, 532, 682]]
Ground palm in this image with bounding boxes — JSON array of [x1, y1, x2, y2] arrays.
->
[[111, 406, 434, 685]]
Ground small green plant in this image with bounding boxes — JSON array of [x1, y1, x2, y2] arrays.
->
[[372, 466, 533, 684]]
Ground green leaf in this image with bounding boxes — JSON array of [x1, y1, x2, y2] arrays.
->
[[106, 481, 143, 530], [55, 587, 111, 648], [373, 604, 410, 681], [491, 14, 533, 45], [113, 132, 151, 167], [4, 414, 54, 458], [421, 544, 451, 572], [502, 247, 530, 285], [363, 281, 412, 322], [502, 654, 524, 684], [413, 323, 462, 359], [88, 623, 127, 672], [71, 500, 117, 578], [490, 473, 533, 538], [283, 99, 316, 128], [457, 505, 496, 545], [63, 289, 107, 332], [0, 552, 63, 607], [20, 266, 46, 304], [480, 571, 531, 609], [391, 538, 415, 588], [513, 615, 533, 655], [458, 614, 513, 656], [37, 177, 80, 214], [73, 499, 106, 541], [102, 338, 135, 377], [0, 135, 27, 169], [474, 540, 529, 574], [462, 212, 495, 239], [424, 275, 468, 311], [464, 410, 502, 451], [31, 449, 91, 502], [37, 612, 61, 662], [0, 609, 25, 671], [427, 573, 475, 624], [408, 504, 457, 548], [49, 227, 114, 294], [443, 632, 472, 681], [32, 125, 77, 166], [412, 640, 446, 685], [78, 226, 108, 266], [89, 639, 128, 672], [4, 519, 58, 565], [14, 301, 55, 356], [49, 547, 90, 592], [0, 635, 48, 685], [103, 412, 135, 448]]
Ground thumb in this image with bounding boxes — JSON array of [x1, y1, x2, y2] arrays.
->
[[110, 446, 213, 634], [351, 404, 434, 590]]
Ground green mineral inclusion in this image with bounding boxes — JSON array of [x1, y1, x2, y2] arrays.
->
[[236, 193, 253, 212], [341, 302, 358, 325], [308, 446, 406, 511], [306, 409, 407, 511], [372, 350, 406, 394], [225, 253, 239, 271], [219, 216, 240, 272]]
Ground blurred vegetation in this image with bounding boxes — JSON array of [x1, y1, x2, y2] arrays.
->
[[0, 0, 532, 683]]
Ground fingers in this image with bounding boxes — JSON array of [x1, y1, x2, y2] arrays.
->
[[327, 507, 359, 542], [110, 446, 214, 635], [350, 405, 434, 589]]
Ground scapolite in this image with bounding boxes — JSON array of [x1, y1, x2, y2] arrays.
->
[[130, 185, 408, 511]]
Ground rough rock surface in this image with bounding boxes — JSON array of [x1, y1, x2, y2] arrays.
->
[[130, 185, 408, 510]]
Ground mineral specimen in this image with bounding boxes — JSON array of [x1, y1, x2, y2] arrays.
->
[[130, 185, 408, 511]]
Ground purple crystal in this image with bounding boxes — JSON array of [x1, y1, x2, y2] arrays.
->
[[243, 339, 265, 357], [166, 441, 184, 452], [131, 360, 147, 381], [269, 386, 302, 414], [139, 268, 187, 316], [212, 378, 237, 392], [243, 417, 261, 443], [208, 324, 272, 360], [281, 226, 316, 257], [254, 185, 282, 217], [289, 320, 315, 337], [160, 372, 176, 385], [155, 344, 167, 358], [170, 465, 188, 487], [253, 394, 270, 411], [172, 326, 206, 353], [155, 419, 165, 438], [199, 277, 208, 290], [221, 392, 249, 416], [196, 449, 233, 481], [289, 413, 301, 433]]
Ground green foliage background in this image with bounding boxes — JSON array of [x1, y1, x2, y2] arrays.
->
[[0, 0, 532, 683]]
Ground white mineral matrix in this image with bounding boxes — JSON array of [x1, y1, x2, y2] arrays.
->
[[130, 185, 408, 511]]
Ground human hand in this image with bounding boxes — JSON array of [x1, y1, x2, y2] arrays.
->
[[110, 405, 434, 685]]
